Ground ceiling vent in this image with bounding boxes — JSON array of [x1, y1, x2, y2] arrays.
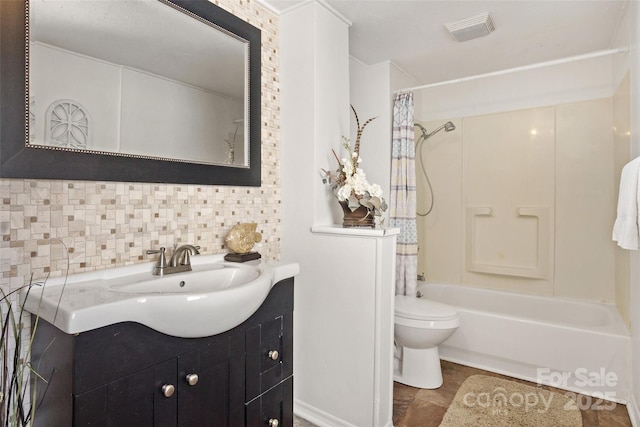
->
[[445, 12, 495, 42]]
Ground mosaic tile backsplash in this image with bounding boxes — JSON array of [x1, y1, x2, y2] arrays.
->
[[1, 0, 281, 293]]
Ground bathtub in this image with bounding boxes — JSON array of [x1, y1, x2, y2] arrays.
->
[[419, 282, 631, 403]]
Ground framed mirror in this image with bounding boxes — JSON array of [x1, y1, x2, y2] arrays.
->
[[0, 0, 261, 186]]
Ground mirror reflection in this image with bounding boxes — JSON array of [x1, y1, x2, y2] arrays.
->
[[29, 0, 249, 167]]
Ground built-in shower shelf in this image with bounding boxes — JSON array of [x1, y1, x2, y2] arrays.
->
[[464, 206, 551, 279]]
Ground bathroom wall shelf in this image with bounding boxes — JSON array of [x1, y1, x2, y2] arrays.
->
[[464, 206, 551, 279], [310, 224, 400, 237]]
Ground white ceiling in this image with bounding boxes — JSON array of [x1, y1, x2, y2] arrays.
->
[[262, 0, 630, 86]]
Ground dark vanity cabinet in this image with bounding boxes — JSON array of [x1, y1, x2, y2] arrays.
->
[[71, 335, 240, 427], [31, 278, 294, 427]]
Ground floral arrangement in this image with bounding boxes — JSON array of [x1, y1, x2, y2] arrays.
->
[[322, 106, 388, 219]]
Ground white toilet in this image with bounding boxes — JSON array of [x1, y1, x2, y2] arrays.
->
[[394, 295, 460, 389]]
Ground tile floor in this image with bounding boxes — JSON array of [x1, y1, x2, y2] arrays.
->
[[295, 360, 633, 427], [393, 361, 633, 427], [293, 415, 317, 427]]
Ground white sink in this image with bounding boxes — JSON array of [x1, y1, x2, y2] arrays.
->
[[109, 264, 260, 294], [20, 254, 299, 338]]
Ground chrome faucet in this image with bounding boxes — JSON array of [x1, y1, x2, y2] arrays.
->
[[170, 244, 200, 268], [147, 244, 200, 276]]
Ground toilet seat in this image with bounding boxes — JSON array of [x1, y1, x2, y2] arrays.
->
[[395, 295, 459, 322]]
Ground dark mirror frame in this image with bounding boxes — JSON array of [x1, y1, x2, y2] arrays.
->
[[0, 0, 261, 186]]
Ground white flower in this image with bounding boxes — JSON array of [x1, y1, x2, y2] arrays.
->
[[368, 183, 382, 198], [337, 184, 353, 201], [343, 169, 371, 197], [344, 161, 354, 176]]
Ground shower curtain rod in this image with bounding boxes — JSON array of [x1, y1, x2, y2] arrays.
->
[[394, 47, 629, 94]]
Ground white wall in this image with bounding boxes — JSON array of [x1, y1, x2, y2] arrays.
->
[[347, 58, 423, 216], [389, 62, 423, 141], [30, 43, 242, 164], [624, 1, 640, 424], [348, 58, 391, 216], [281, 4, 395, 426], [609, 2, 640, 423], [30, 43, 121, 151], [280, 2, 364, 425], [417, 54, 616, 122], [120, 67, 243, 164], [280, 2, 317, 252], [416, 99, 616, 302], [413, 45, 625, 297]]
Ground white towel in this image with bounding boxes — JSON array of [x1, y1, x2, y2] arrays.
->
[[613, 157, 640, 250]]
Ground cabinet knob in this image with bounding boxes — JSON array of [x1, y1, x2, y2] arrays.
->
[[268, 418, 279, 427], [186, 373, 199, 386], [161, 384, 175, 398], [268, 350, 279, 361]]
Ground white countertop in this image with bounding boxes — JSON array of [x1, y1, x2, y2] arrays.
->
[[21, 254, 300, 337], [311, 224, 400, 237]]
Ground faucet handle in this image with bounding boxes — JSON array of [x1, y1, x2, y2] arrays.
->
[[146, 247, 167, 268]]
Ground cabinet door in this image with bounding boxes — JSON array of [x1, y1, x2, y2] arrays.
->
[[74, 359, 176, 427], [177, 337, 232, 426], [246, 313, 293, 402], [246, 377, 293, 427], [246, 316, 280, 401]]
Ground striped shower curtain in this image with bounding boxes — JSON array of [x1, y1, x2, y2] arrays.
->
[[390, 91, 418, 296]]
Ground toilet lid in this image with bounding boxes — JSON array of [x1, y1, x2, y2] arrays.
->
[[395, 295, 458, 321]]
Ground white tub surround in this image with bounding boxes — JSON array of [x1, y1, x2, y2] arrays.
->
[[420, 283, 631, 403]]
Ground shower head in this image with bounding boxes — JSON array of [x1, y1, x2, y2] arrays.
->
[[416, 121, 456, 140], [443, 121, 455, 132], [426, 121, 456, 138]]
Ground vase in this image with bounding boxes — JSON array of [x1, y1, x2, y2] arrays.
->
[[339, 201, 375, 228]]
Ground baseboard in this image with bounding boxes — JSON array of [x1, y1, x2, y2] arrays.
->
[[294, 398, 358, 427], [628, 395, 640, 427]]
